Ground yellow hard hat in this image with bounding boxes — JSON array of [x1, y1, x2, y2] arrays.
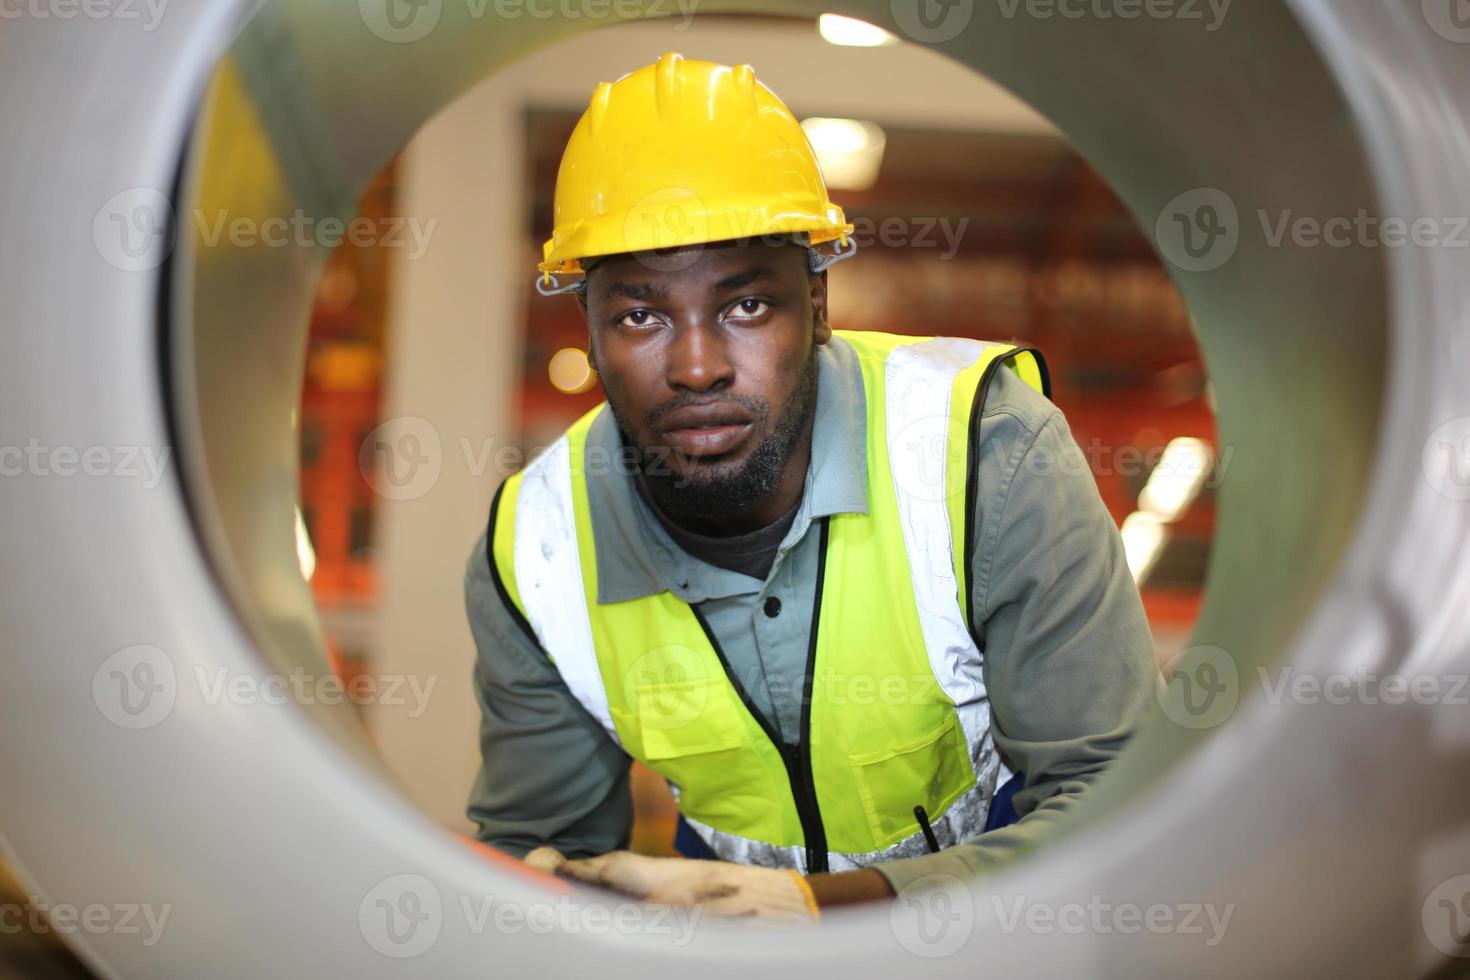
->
[[537, 51, 856, 293]]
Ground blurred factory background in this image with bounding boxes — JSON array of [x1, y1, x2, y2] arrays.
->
[[290, 14, 1217, 853]]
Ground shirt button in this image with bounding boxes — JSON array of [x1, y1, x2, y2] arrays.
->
[[763, 596, 782, 618]]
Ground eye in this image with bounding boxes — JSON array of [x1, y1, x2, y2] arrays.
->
[[615, 308, 660, 330], [727, 297, 770, 321]]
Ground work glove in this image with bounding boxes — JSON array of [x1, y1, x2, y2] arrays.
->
[[536, 849, 820, 923], [523, 846, 567, 876]]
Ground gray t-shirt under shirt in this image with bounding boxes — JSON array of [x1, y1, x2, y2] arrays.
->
[[631, 468, 801, 583]]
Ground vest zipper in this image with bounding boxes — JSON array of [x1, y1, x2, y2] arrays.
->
[[796, 517, 832, 872], [689, 516, 832, 874]]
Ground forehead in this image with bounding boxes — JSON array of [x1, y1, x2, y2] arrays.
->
[[584, 240, 807, 303]]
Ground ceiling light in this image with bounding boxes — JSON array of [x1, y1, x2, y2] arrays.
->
[[801, 117, 887, 191], [1139, 437, 1213, 521], [1120, 511, 1167, 583], [818, 13, 899, 47]]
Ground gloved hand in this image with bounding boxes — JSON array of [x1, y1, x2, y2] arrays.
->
[[523, 846, 568, 876], [554, 851, 820, 923]]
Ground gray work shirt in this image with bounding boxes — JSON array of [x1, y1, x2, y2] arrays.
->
[[464, 333, 1158, 892]]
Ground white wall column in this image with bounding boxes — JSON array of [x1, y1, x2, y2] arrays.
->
[[370, 82, 524, 831]]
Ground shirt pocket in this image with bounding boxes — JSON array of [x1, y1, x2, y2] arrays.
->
[[848, 713, 977, 849]]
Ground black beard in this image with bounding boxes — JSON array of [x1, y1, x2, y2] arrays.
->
[[616, 345, 818, 532]]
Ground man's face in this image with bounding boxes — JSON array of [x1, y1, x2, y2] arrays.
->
[[579, 239, 831, 526]]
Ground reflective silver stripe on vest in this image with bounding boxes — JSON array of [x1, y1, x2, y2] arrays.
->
[[512, 434, 620, 747], [883, 338, 990, 710], [883, 337, 1003, 833], [680, 766, 1002, 873], [673, 796, 807, 870]]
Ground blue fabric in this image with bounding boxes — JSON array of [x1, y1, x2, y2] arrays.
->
[[984, 772, 1025, 832], [674, 815, 720, 860]]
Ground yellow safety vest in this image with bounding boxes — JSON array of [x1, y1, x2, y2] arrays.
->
[[489, 330, 1049, 872]]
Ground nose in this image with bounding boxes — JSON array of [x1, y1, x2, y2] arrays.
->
[[665, 320, 734, 394]]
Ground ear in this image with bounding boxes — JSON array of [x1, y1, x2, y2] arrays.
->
[[577, 295, 601, 374], [584, 329, 603, 378], [810, 269, 832, 345]]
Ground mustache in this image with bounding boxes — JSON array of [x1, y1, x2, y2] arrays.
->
[[645, 392, 768, 432]]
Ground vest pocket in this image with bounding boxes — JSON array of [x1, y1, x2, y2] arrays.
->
[[848, 713, 976, 849], [625, 676, 744, 760], [612, 678, 778, 835]]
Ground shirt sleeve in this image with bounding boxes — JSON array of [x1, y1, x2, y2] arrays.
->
[[463, 513, 634, 859], [873, 367, 1160, 892]]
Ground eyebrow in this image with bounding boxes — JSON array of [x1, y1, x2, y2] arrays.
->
[[599, 265, 778, 303], [713, 266, 776, 291], [604, 280, 668, 302]]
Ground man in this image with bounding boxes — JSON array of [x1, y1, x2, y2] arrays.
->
[[465, 52, 1156, 920]]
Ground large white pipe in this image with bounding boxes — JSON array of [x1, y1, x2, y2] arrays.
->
[[1, 1, 1468, 976]]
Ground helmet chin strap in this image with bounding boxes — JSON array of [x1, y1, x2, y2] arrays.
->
[[535, 237, 859, 297]]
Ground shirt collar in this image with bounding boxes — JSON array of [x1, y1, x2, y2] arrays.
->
[[582, 334, 869, 604]]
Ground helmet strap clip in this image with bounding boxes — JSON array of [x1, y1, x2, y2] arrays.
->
[[808, 236, 858, 274]]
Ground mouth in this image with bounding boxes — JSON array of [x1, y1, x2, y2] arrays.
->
[[657, 403, 755, 458], [662, 421, 753, 458]]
